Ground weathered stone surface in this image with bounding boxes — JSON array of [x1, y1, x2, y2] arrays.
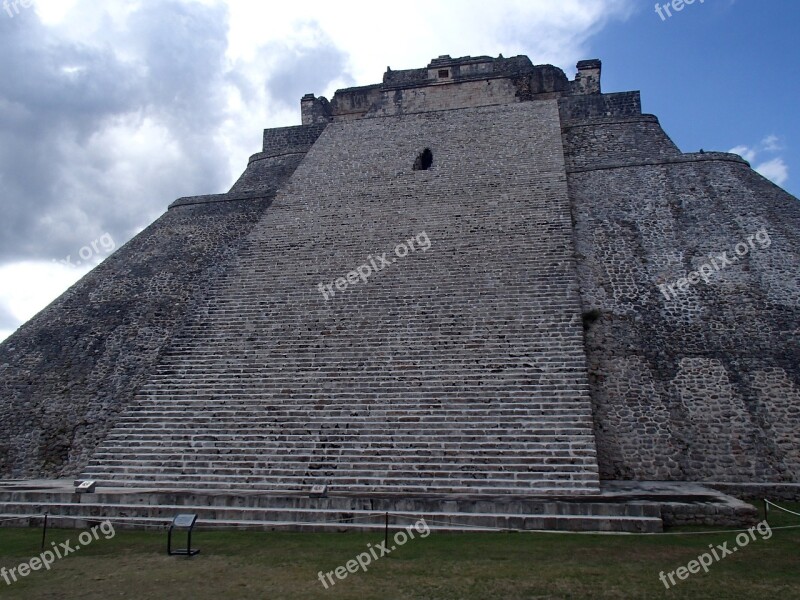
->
[[1, 53, 798, 496], [569, 135, 800, 482], [0, 200, 271, 477], [79, 99, 601, 495]]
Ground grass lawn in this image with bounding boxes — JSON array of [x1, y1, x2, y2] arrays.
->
[[1, 503, 799, 599]]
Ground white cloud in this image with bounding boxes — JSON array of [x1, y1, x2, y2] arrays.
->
[[729, 134, 790, 187], [224, 0, 635, 93], [754, 157, 789, 186], [0, 0, 637, 342], [0, 261, 91, 342], [34, 0, 80, 25], [729, 145, 756, 163], [761, 134, 783, 152]]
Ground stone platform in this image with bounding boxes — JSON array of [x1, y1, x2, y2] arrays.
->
[[0, 480, 759, 534]]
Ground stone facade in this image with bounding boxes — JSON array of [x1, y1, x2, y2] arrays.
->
[[0, 126, 318, 478], [569, 143, 800, 482], [76, 98, 602, 494], [0, 54, 798, 492]]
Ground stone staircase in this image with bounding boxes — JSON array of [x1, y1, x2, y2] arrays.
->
[[79, 100, 602, 500]]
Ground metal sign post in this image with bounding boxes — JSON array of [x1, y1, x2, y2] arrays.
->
[[167, 514, 200, 557]]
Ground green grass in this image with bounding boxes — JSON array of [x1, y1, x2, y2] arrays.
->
[[1, 504, 799, 599]]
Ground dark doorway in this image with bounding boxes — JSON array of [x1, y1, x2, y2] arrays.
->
[[414, 148, 433, 171]]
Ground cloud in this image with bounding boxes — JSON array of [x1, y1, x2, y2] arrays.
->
[[0, 260, 91, 342], [0, 0, 637, 268], [0, 0, 638, 344], [264, 25, 353, 108], [0, 303, 19, 331], [729, 145, 757, 163], [225, 0, 636, 91], [0, 0, 240, 265], [729, 134, 790, 186], [761, 134, 783, 152], [754, 158, 789, 186]]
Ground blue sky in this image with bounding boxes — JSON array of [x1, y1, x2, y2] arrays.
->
[[594, 1, 797, 195], [0, 0, 796, 342]]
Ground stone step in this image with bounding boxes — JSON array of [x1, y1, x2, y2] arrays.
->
[[111, 418, 591, 430], [160, 335, 587, 345], [99, 431, 596, 442], [88, 446, 597, 459], [82, 458, 598, 471], [74, 477, 600, 495], [154, 354, 588, 362], [116, 408, 591, 414], [111, 423, 594, 431], [150, 362, 586, 368], [90, 439, 596, 450], [144, 371, 590, 381], [150, 372, 585, 381], [82, 466, 601, 482], [183, 295, 583, 305], [0, 492, 660, 532], [87, 457, 598, 470], [0, 499, 654, 521], [133, 395, 591, 403], [105, 417, 594, 427], [130, 396, 591, 403]]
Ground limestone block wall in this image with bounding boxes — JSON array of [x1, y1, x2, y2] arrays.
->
[[78, 98, 602, 494], [5, 50, 800, 491], [0, 199, 275, 478], [328, 58, 578, 121], [230, 124, 328, 195], [0, 117, 327, 478], [568, 150, 800, 482], [562, 115, 681, 171], [559, 91, 642, 122], [366, 79, 523, 117]]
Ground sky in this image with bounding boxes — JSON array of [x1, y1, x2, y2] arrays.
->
[[0, 0, 797, 342]]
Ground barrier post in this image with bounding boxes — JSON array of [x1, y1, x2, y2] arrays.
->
[[41, 513, 48, 551], [384, 512, 389, 550]]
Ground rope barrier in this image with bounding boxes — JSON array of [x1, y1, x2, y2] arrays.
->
[[765, 500, 800, 518]]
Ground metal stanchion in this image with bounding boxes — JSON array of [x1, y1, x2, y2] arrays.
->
[[41, 513, 48, 551], [384, 512, 389, 550]]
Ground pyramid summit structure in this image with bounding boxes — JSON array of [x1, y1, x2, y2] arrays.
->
[[0, 54, 798, 531]]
